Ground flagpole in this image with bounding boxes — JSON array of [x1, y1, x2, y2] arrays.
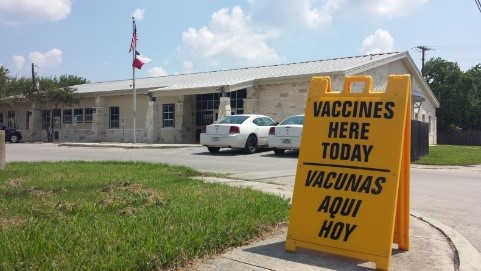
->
[[131, 17, 137, 144]]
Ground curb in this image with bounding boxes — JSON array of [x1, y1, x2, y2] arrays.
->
[[58, 142, 202, 149], [411, 211, 481, 271]]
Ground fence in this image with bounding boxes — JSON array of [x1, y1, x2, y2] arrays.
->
[[411, 120, 429, 161], [438, 131, 481, 146]]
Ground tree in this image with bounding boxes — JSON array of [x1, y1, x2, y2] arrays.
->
[[0, 66, 9, 99], [465, 64, 481, 129], [1, 70, 89, 141], [0, 68, 34, 128], [423, 58, 481, 132], [27, 75, 88, 142], [3, 76, 34, 129]]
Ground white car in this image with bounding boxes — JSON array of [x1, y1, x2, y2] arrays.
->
[[268, 114, 304, 155], [200, 114, 277, 154]]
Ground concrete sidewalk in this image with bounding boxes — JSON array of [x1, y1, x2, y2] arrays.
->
[[193, 176, 481, 271]]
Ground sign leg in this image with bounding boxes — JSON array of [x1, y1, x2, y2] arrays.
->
[[285, 239, 297, 253]]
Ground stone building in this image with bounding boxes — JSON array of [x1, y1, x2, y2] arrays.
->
[[0, 51, 439, 144]]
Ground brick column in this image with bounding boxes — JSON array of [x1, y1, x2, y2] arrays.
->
[[29, 103, 45, 142], [218, 97, 231, 119], [92, 95, 107, 142], [243, 87, 259, 114], [145, 100, 159, 143]]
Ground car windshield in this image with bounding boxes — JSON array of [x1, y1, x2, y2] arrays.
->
[[217, 115, 249, 124], [280, 116, 304, 125]]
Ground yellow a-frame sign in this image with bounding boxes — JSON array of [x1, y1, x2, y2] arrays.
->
[[285, 75, 411, 270]]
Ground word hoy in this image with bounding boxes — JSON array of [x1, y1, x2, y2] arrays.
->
[[319, 220, 357, 242]]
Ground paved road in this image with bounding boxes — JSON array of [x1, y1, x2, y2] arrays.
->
[[4, 143, 481, 255], [410, 165, 481, 253]]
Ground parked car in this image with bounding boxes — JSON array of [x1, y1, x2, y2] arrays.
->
[[200, 114, 277, 154], [268, 114, 304, 155], [0, 122, 22, 143]]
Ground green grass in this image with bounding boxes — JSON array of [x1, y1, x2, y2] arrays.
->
[[0, 161, 290, 271], [414, 145, 481, 166]]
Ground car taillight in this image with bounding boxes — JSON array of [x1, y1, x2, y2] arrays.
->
[[200, 126, 206, 133], [268, 127, 275, 135], [229, 126, 240, 133]]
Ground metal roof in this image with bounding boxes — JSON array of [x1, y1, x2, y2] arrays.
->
[[73, 52, 407, 95]]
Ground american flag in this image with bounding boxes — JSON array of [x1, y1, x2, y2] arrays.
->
[[129, 22, 137, 53]]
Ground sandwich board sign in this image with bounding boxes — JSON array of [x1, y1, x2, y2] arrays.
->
[[285, 75, 411, 270]]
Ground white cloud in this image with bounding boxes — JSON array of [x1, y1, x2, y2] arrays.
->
[[373, 0, 430, 17], [0, 0, 71, 25], [12, 55, 25, 70], [248, 0, 342, 29], [148, 67, 167, 77], [174, 0, 427, 73], [181, 6, 282, 71], [340, 0, 430, 18], [246, 0, 428, 30], [131, 8, 145, 21], [28, 48, 63, 69], [360, 29, 394, 55]]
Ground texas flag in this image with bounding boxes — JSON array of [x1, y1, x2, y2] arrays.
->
[[132, 50, 151, 69]]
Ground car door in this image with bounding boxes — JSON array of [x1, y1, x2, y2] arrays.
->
[[256, 117, 275, 145]]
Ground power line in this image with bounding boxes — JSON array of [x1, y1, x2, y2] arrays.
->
[[408, 45, 481, 70], [475, 0, 481, 13], [428, 45, 481, 51]]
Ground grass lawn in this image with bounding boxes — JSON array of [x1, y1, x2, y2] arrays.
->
[[413, 145, 481, 166], [0, 161, 290, 271]]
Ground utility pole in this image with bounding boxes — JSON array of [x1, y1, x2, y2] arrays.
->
[[31, 63, 36, 90], [416, 46, 433, 75], [31, 63, 39, 91]]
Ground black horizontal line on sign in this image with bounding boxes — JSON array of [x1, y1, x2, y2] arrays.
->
[[303, 162, 391, 173]]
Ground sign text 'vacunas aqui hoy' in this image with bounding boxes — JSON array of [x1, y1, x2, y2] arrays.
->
[[285, 75, 411, 270]]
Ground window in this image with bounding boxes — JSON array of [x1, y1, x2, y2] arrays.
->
[[229, 89, 246, 109], [218, 115, 249, 124], [163, 104, 175, 128], [252, 117, 263, 126], [195, 89, 246, 125], [7, 111, 15, 128], [63, 109, 72, 123], [74, 108, 83, 123], [85, 108, 94, 123], [26, 111, 32, 130], [53, 109, 61, 129], [42, 110, 51, 129], [109, 107, 119, 128], [260, 117, 276, 126]]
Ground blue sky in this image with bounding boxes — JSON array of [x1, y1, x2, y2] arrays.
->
[[1, 0, 480, 83]]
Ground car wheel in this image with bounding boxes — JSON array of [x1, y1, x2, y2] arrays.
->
[[244, 135, 258, 154], [207, 147, 220, 153], [9, 134, 19, 143], [274, 149, 285, 155]]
